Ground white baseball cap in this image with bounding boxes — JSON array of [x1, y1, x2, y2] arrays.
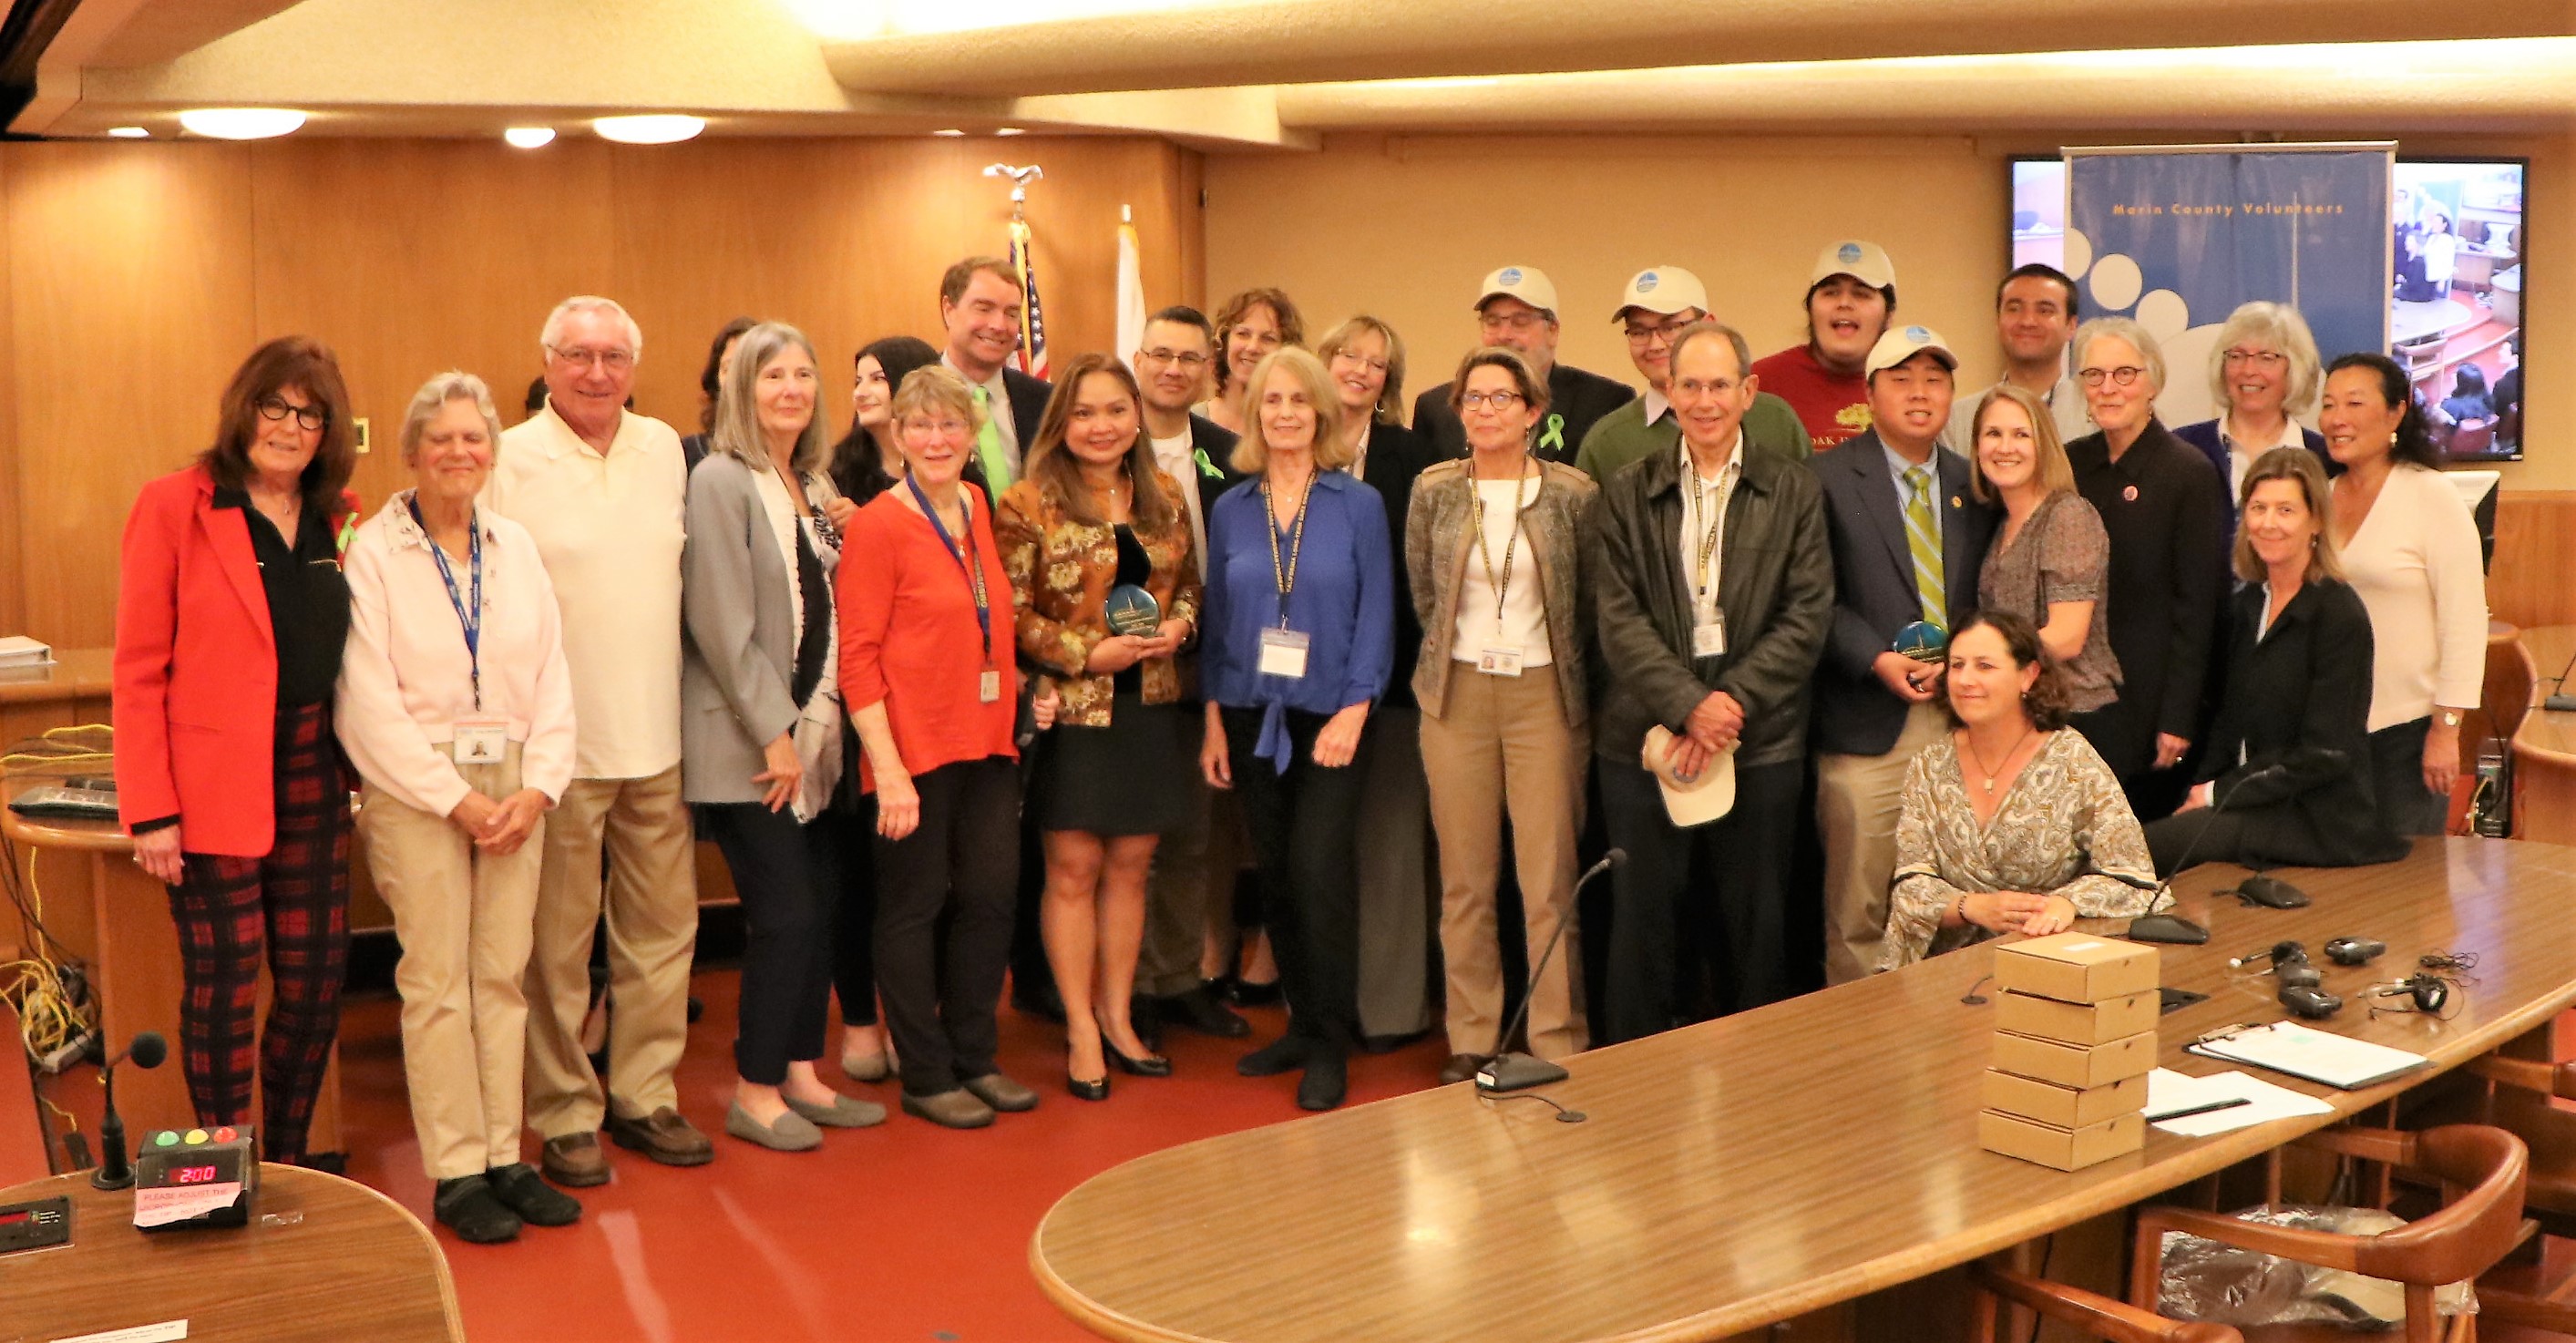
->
[[1810, 240, 1895, 292], [1476, 264, 1559, 318], [1865, 323, 1958, 377], [1643, 726, 1737, 828], [1613, 266, 1709, 322]]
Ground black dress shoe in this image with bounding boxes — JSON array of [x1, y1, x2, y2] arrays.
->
[[434, 1174, 522, 1245], [1160, 985, 1252, 1039], [1226, 976, 1283, 1008], [1065, 1071, 1111, 1102], [486, 1163, 581, 1227], [1297, 1050, 1349, 1112], [1237, 1035, 1311, 1077], [1104, 1041, 1172, 1078]]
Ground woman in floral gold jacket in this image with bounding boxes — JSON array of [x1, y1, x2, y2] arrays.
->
[[997, 353, 1202, 1100]]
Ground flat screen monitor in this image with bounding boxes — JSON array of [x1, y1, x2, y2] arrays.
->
[[2007, 155, 2525, 461]]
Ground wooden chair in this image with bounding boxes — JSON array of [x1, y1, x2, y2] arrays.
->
[[1972, 1261, 2242, 1341], [2129, 1124, 2529, 1343], [2453, 1056, 2576, 1334]]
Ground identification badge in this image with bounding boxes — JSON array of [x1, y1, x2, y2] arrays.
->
[[980, 670, 1002, 703], [1691, 616, 1728, 659], [1257, 628, 1311, 680], [452, 719, 508, 764], [1477, 645, 1525, 677]]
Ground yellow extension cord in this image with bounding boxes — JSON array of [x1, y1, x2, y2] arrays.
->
[[3, 723, 108, 1083]]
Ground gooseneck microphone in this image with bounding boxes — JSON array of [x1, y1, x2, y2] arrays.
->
[[1477, 849, 1624, 1098], [2543, 641, 2576, 713], [2119, 764, 2286, 945], [93, 1030, 169, 1191]]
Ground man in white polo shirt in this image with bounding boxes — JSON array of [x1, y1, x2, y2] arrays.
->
[[487, 295, 710, 1185]]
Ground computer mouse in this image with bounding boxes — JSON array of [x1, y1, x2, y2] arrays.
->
[[2236, 875, 2311, 909]]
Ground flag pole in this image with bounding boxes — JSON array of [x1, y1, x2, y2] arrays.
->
[[982, 162, 1048, 378]]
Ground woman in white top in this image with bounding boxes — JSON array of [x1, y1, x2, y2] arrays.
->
[[1405, 348, 1597, 1085], [2320, 352, 2488, 837], [681, 323, 884, 1153], [336, 371, 580, 1245]]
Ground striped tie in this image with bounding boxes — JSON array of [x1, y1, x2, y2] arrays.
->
[[971, 385, 1015, 488], [1902, 466, 1945, 629]]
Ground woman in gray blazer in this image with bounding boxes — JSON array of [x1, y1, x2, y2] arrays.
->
[[682, 322, 885, 1152]]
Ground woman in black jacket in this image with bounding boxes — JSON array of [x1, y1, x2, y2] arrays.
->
[[2145, 448, 2406, 873]]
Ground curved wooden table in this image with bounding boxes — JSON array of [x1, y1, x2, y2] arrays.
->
[[0, 1164, 460, 1341], [2516, 625, 2576, 846], [1031, 838, 2576, 1343]]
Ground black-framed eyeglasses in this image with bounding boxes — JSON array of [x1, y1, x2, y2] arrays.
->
[[256, 395, 328, 432]]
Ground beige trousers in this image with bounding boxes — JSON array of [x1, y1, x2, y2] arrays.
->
[[521, 763, 698, 1137], [1816, 700, 1951, 985], [1420, 662, 1589, 1060], [360, 743, 544, 1181]]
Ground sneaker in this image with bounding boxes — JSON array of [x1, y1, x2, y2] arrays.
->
[[433, 1174, 521, 1245], [604, 1106, 714, 1167], [539, 1132, 610, 1188], [485, 1163, 580, 1227]]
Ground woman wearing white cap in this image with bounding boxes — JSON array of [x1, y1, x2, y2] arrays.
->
[[1750, 241, 1897, 454]]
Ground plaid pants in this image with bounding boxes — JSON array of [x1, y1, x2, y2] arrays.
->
[[167, 700, 352, 1163]]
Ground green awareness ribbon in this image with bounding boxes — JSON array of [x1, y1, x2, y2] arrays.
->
[[1535, 413, 1565, 456]]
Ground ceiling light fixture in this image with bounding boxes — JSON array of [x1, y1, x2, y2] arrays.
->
[[107, 126, 149, 139], [934, 128, 967, 137], [177, 108, 306, 140], [995, 127, 1025, 136], [592, 114, 705, 145], [504, 127, 557, 149]]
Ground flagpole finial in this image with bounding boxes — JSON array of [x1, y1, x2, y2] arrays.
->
[[982, 162, 1043, 215], [1121, 203, 1132, 224]]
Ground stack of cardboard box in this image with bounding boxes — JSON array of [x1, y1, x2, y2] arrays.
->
[[1977, 932, 2160, 1171]]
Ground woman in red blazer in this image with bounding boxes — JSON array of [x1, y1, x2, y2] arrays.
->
[[113, 336, 362, 1166]]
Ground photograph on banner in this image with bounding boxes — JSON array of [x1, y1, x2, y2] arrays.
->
[[2011, 153, 2523, 462]]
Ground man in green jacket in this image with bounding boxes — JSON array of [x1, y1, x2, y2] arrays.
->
[[1575, 266, 1809, 484]]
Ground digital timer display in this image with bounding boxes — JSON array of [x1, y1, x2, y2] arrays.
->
[[174, 1165, 222, 1185]]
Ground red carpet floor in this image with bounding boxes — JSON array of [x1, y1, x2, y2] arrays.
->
[[334, 973, 1449, 1343]]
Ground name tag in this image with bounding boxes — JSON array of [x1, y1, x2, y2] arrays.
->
[[1257, 628, 1311, 680], [980, 670, 1002, 704], [1477, 645, 1525, 677], [452, 719, 508, 764], [1691, 616, 1728, 659]]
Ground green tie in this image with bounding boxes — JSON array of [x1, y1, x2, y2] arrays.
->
[[1903, 466, 1945, 629], [971, 385, 1014, 488]]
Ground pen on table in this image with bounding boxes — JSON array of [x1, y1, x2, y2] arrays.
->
[[2146, 1097, 2253, 1123]]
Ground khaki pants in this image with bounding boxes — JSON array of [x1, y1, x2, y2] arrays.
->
[[360, 743, 545, 1180], [522, 763, 698, 1137], [1420, 663, 1589, 1060], [1816, 701, 1950, 985]]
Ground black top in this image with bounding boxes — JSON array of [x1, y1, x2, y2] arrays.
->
[[1354, 421, 1441, 710], [2194, 579, 2407, 866], [216, 487, 350, 710], [2065, 419, 2229, 776], [1111, 524, 1149, 696], [1410, 363, 1637, 464]]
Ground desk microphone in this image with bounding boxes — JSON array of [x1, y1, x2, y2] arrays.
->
[[1477, 849, 1623, 1098], [2119, 764, 2285, 945], [2544, 641, 2576, 713], [92, 1030, 167, 1191]]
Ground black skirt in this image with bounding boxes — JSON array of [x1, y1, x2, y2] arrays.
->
[[1034, 693, 1189, 836]]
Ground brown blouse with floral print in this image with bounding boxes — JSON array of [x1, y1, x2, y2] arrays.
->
[[996, 471, 1202, 727]]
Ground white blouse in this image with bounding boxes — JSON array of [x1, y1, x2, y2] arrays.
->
[[2335, 462, 2487, 732], [1448, 471, 1553, 667]]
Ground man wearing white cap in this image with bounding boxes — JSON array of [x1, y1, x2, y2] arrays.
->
[[1411, 264, 1635, 464], [1752, 241, 1898, 453], [1575, 265, 1811, 484], [1807, 323, 1998, 984]]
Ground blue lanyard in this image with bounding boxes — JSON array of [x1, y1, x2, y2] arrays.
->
[[904, 476, 992, 666], [407, 496, 484, 710]]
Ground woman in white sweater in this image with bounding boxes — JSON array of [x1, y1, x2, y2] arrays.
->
[[336, 371, 580, 1245], [2320, 353, 2488, 838]]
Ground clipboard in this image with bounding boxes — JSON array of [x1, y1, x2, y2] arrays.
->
[[2184, 1020, 2434, 1091]]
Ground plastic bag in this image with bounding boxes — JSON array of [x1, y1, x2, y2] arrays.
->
[[2158, 1204, 2478, 1328]]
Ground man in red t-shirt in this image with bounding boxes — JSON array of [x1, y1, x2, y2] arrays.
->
[[1751, 240, 1897, 453]]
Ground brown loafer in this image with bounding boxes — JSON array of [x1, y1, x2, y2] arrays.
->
[[1438, 1053, 1493, 1086], [604, 1106, 714, 1167], [900, 1088, 996, 1129], [960, 1071, 1039, 1113], [539, 1132, 611, 1188]]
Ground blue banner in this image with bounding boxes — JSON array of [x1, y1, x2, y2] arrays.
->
[[2065, 149, 2390, 427]]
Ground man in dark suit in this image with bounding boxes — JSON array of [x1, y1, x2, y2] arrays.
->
[[1809, 324, 1998, 984], [1410, 264, 1635, 464], [937, 255, 1052, 489], [1130, 305, 1253, 1043]]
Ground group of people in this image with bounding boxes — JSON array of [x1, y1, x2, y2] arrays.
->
[[112, 239, 2488, 1246]]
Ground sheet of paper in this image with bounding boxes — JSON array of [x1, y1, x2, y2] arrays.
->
[[2184, 1020, 2433, 1090], [2145, 1067, 2336, 1136], [52, 1321, 189, 1343]]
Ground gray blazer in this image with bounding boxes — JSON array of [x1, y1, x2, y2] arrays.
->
[[681, 453, 838, 805]]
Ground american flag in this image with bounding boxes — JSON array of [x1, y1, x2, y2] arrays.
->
[[1009, 216, 1050, 379]]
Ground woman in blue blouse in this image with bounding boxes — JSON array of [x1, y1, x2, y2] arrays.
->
[[1199, 346, 1394, 1112]]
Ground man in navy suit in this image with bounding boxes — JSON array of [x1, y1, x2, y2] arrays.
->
[[936, 255, 1052, 490], [1808, 325, 1998, 983]]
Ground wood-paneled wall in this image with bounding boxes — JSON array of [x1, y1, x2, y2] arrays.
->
[[0, 135, 1206, 647]]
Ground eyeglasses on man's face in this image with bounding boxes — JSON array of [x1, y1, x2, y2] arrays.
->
[[547, 344, 636, 373]]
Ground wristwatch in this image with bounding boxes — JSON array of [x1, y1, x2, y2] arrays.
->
[[2438, 711, 2462, 729]]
